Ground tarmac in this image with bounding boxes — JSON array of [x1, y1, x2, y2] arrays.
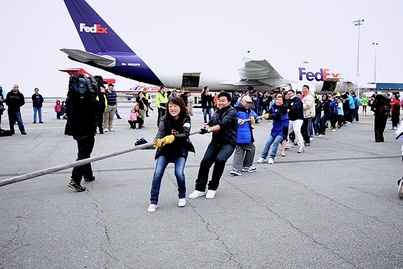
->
[[0, 101, 402, 269]]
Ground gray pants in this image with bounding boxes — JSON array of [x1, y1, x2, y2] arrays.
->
[[232, 143, 255, 170]]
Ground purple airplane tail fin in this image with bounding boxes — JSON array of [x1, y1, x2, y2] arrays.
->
[[64, 0, 133, 54]]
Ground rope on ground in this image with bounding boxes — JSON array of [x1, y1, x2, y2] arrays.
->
[[0, 130, 202, 188]]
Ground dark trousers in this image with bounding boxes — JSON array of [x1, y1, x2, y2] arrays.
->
[[374, 115, 388, 142], [195, 142, 235, 191], [97, 111, 104, 133], [128, 118, 144, 129], [301, 118, 310, 144], [71, 135, 95, 183], [157, 108, 166, 127], [319, 112, 330, 134], [392, 113, 400, 128]]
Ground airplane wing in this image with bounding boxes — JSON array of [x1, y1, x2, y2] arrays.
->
[[60, 48, 116, 68], [238, 58, 283, 80], [221, 57, 291, 89]]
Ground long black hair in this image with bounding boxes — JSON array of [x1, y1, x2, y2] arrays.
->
[[166, 97, 189, 121]]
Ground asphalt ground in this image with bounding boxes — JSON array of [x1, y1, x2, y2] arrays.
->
[[0, 101, 402, 269]]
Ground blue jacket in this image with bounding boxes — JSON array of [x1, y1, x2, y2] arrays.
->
[[348, 95, 355, 109], [330, 98, 338, 115], [236, 106, 258, 144], [269, 104, 289, 138]]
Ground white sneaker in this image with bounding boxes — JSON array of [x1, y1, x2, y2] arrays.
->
[[242, 166, 256, 173], [109, 128, 115, 132], [298, 146, 305, 153], [178, 198, 186, 207], [285, 143, 294, 149], [188, 190, 206, 199], [147, 204, 158, 213], [257, 157, 267, 163], [398, 179, 403, 200], [230, 168, 243, 176], [104, 129, 109, 132], [268, 158, 274, 164], [206, 190, 216, 199]]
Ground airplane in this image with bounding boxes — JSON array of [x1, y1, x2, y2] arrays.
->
[[61, 0, 353, 93], [59, 68, 116, 85], [59, 67, 187, 100]]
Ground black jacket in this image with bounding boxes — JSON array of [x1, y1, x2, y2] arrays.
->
[[154, 115, 195, 160], [201, 92, 214, 108], [207, 105, 238, 146], [66, 91, 100, 140], [286, 96, 303, 121], [6, 90, 25, 112], [31, 94, 44, 108]]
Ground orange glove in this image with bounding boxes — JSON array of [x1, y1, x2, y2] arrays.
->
[[263, 113, 270, 119], [154, 138, 163, 148], [162, 135, 175, 145], [250, 116, 255, 123], [238, 119, 245, 125]]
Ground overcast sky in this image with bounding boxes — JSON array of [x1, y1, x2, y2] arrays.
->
[[1, 0, 402, 97]]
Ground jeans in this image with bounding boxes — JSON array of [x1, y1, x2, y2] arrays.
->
[[261, 134, 284, 160], [71, 135, 95, 183], [320, 112, 330, 133], [313, 113, 321, 134], [195, 142, 235, 191], [8, 110, 25, 134], [150, 156, 186, 204], [203, 108, 212, 124], [33, 107, 42, 122], [308, 117, 314, 137]]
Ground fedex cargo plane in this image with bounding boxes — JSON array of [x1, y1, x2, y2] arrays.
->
[[61, 0, 352, 93]]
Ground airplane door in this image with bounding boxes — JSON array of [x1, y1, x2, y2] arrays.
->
[[321, 78, 338, 93], [182, 73, 201, 88]]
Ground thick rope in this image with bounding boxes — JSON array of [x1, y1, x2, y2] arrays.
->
[[0, 130, 202, 187]]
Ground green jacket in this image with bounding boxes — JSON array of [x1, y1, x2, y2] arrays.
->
[[156, 91, 168, 109]]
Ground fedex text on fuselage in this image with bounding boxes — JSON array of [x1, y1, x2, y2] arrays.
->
[[299, 67, 340, 82]]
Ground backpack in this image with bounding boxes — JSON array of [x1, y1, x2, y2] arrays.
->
[[379, 99, 391, 115], [68, 75, 96, 95], [0, 129, 13, 137]]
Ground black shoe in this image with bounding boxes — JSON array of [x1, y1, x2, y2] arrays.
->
[[33, 121, 36, 124], [117, 116, 122, 119], [68, 181, 86, 192], [39, 121, 44, 123], [84, 176, 95, 183], [21, 132, 27, 135]]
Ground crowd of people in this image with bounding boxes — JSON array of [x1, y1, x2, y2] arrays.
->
[[0, 82, 402, 206]]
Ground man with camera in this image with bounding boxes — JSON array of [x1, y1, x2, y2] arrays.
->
[[5, 84, 26, 135], [66, 76, 101, 192]]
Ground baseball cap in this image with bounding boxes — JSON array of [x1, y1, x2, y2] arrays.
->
[[242, 96, 253, 103]]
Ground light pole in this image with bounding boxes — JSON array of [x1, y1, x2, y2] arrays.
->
[[372, 42, 378, 84], [352, 19, 364, 77]]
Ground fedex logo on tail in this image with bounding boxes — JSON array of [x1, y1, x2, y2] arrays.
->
[[79, 23, 108, 34], [299, 68, 339, 82]]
